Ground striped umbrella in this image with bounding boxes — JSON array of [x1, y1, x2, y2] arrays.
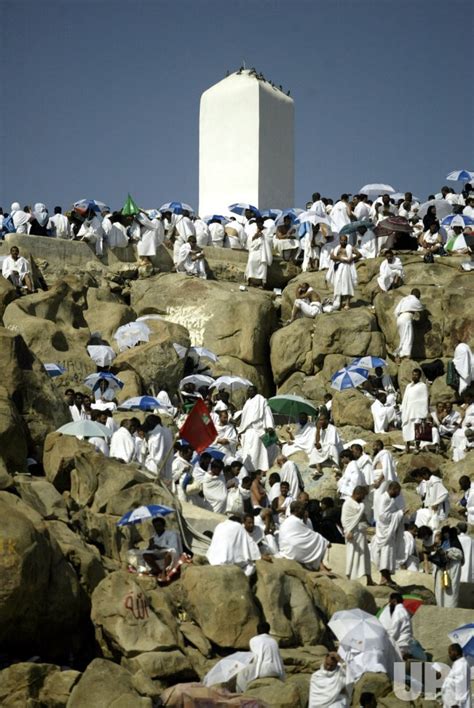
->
[[446, 170, 474, 182], [118, 396, 170, 412], [203, 214, 229, 224], [331, 366, 369, 391], [351, 356, 387, 369], [117, 504, 175, 526], [275, 208, 304, 225], [261, 209, 283, 221], [441, 214, 474, 228], [84, 372, 124, 392], [158, 201, 194, 214], [44, 363, 66, 377], [228, 203, 261, 217]]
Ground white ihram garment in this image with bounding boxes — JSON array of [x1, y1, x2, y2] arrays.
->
[[282, 421, 316, 459], [377, 257, 404, 291], [109, 427, 135, 464], [326, 244, 358, 299], [308, 665, 348, 708], [341, 497, 371, 580], [453, 343, 474, 394], [393, 294, 423, 358], [245, 234, 273, 283], [401, 381, 429, 442], [309, 424, 343, 467], [371, 491, 405, 573], [278, 514, 329, 569], [441, 656, 472, 708], [238, 394, 275, 472], [236, 633, 285, 692]]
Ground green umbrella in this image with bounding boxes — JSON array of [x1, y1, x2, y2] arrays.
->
[[122, 193, 140, 216], [268, 394, 318, 420]]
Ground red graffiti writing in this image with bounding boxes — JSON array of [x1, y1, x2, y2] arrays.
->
[[124, 591, 149, 620]]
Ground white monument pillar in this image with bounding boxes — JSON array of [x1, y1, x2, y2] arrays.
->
[[199, 70, 294, 216]]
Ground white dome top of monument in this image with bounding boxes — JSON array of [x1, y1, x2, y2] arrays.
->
[[201, 68, 293, 105]]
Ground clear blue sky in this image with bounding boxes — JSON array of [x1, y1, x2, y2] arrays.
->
[[1, 0, 472, 212]]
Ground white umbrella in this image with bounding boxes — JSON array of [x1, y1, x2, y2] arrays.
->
[[417, 199, 453, 220], [87, 345, 116, 367], [295, 210, 331, 226], [359, 183, 396, 196], [331, 366, 369, 391], [179, 374, 215, 389], [209, 375, 252, 391], [113, 322, 151, 351], [203, 651, 254, 687], [173, 343, 219, 363], [57, 420, 111, 438], [329, 609, 387, 652]]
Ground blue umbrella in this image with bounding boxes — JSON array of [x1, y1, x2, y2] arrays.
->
[[73, 199, 109, 214], [448, 623, 474, 657], [261, 209, 283, 221], [331, 366, 369, 391], [340, 219, 374, 235], [203, 447, 225, 460], [441, 214, 474, 227], [159, 201, 194, 215], [203, 214, 229, 224], [84, 372, 124, 392], [446, 170, 474, 182], [44, 363, 66, 377], [117, 504, 175, 526], [275, 208, 304, 225], [118, 396, 170, 411], [228, 203, 261, 217], [351, 356, 387, 369]]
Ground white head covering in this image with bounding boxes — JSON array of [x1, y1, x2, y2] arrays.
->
[[33, 203, 49, 226], [11, 202, 20, 212]]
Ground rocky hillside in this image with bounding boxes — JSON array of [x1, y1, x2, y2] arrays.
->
[[0, 234, 473, 706]]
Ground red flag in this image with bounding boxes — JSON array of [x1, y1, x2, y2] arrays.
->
[[179, 399, 217, 453]]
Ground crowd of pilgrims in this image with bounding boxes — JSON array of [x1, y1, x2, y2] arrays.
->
[[1, 185, 473, 705], [1, 183, 473, 296]]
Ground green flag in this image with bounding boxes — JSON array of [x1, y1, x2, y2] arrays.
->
[[122, 193, 140, 216]]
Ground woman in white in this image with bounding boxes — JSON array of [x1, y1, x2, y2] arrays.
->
[[10, 202, 32, 233], [245, 219, 273, 287], [326, 234, 361, 310], [377, 250, 405, 292]]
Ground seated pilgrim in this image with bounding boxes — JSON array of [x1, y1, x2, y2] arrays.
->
[[278, 500, 331, 571]]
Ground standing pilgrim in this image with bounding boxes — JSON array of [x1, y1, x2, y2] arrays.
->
[[245, 217, 273, 288], [371, 481, 405, 586], [341, 486, 374, 585], [441, 644, 472, 708], [393, 289, 424, 361], [371, 440, 399, 522], [131, 210, 164, 265], [401, 369, 429, 453], [238, 386, 276, 473], [326, 234, 361, 310], [453, 341, 473, 396]]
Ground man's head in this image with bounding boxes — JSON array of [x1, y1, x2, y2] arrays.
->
[[276, 454, 287, 468], [340, 449, 354, 465], [406, 521, 418, 537], [352, 485, 367, 503], [323, 653, 338, 672], [318, 414, 329, 429], [257, 621, 271, 635], [218, 409, 229, 425], [360, 693, 377, 708], [198, 452, 212, 470], [9, 246, 20, 260], [152, 516, 166, 535], [412, 368, 422, 384], [54, 206, 62, 214], [448, 643, 463, 663], [65, 388, 75, 405], [243, 513, 255, 533], [268, 472, 281, 487], [373, 439, 384, 455], [210, 458, 224, 476], [457, 521, 468, 534], [143, 414, 162, 432], [298, 412, 309, 427], [382, 194, 391, 206], [351, 443, 363, 460], [339, 234, 348, 248], [180, 444, 193, 461], [247, 385, 257, 399], [388, 481, 401, 498], [389, 592, 403, 608], [241, 476, 252, 490], [459, 475, 471, 492], [290, 500, 306, 519], [419, 467, 431, 481], [280, 481, 290, 498], [411, 288, 421, 299]]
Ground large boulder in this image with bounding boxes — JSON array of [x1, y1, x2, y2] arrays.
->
[[2, 277, 93, 378], [270, 319, 314, 385], [0, 276, 18, 321], [0, 385, 28, 470], [180, 565, 260, 648], [46, 519, 106, 595], [15, 476, 69, 521], [0, 492, 86, 660], [130, 274, 278, 394], [83, 287, 136, 342], [0, 328, 70, 451], [312, 309, 385, 369], [310, 574, 378, 618], [244, 677, 303, 708], [43, 432, 92, 493], [91, 571, 180, 659], [67, 658, 152, 707], [0, 662, 80, 707], [332, 389, 374, 430], [254, 559, 325, 646]]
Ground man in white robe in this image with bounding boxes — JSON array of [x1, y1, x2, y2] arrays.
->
[[2, 246, 34, 292], [235, 623, 285, 692], [441, 644, 472, 708], [209, 219, 227, 247], [337, 450, 365, 500], [393, 289, 424, 360], [207, 517, 260, 576], [415, 468, 450, 529], [109, 420, 136, 463], [245, 219, 272, 287], [47, 206, 71, 238], [371, 482, 405, 585], [353, 193, 371, 221], [453, 342, 474, 395], [202, 459, 228, 513], [358, 226, 384, 259], [176, 235, 207, 278], [341, 486, 374, 584], [371, 392, 397, 433], [282, 412, 316, 459], [401, 369, 429, 452], [142, 516, 182, 578], [211, 409, 238, 463], [309, 653, 349, 708], [144, 415, 174, 482], [377, 250, 404, 291], [457, 522, 474, 583], [309, 414, 343, 474], [225, 220, 247, 249], [379, 593, 413, 657], [134, 211, 164, 260], [397, 523, 419, 571], [194, 217, 211, 247], [238, 386, 275, 472], [78, 212, 105, 256], [278, 501, 330, 571], [173, 212, 196, 262], [326, 235, 361, 310], [330, 194, 351, 233], [276, 455, 304, 499]]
